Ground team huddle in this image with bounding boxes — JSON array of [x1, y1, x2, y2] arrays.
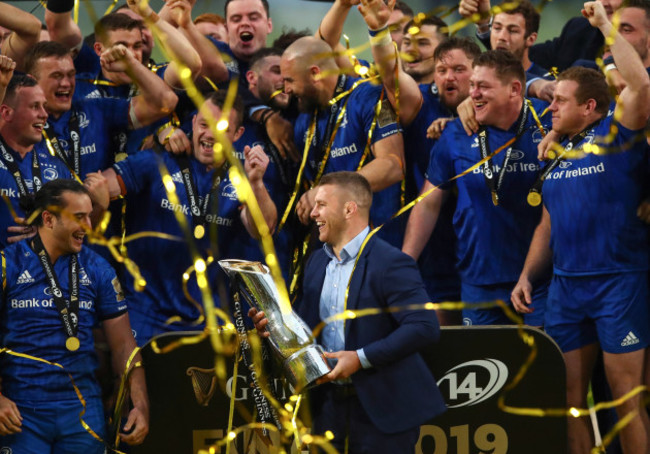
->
[[0, 0, 649, 452]]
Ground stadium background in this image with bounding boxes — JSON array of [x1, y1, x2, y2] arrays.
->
[[12, 0, 592, 62]]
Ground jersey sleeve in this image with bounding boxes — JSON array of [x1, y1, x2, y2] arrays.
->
[[112, 149, 159, 195], [93, 98, 131, 130], [357, 83, 402, 145], [426, 128, 456, 189], [90, 255, 128, 320]]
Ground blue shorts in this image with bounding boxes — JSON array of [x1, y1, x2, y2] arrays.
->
[[0, 398, 106, 454], [545, 272, 650, 353], [461, 281, 548, 326]]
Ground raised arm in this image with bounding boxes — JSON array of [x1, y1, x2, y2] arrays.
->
[[161, 0, 225, 88], [584, 1, 650, 129], [0, 2, 43, 70], [359, 0, 423, 126], [0, 55, 16, 104], [100, 44, 178, 128], [241, 145, 277, 238], [128, 0, 202, 89], [44, 0, 82, 50], [359, 133, 405, 192], [317, 0, 360, 69]]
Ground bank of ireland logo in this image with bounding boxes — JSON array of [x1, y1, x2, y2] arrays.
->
[[1, 446, 13, 454], [437, 358, 509, 408], [484, 167, 493, 179], [559, 161, 572, 169]]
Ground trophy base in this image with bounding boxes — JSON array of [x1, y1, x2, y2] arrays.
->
[[285, 345, 332, 392]]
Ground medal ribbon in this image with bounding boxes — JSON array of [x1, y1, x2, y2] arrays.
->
[[278, 75, 374, 232], [528, 119, 602, 206], [32, 233, 80, 346], [478, 100, 530, 205], [0, 138, 43, 196], [174, 150, 221, 239], [42, 111, 83, 183]]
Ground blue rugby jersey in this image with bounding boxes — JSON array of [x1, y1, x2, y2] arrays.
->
[[0, 144, 72, 248], [543, 113, 649, 275], [293, 76, 403, 238], [403, 83, 460, 301], [427, 98, 551, 285], [113, 149, 223, 332], [34, 98, 130, 179], [0, 240, 126, 402]]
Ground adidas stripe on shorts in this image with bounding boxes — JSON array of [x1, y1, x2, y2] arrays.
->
[[545, 272, 650, 354]]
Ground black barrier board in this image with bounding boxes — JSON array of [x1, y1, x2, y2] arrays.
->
[[131, 326, 566, 454], [418, 326, 566, 454]]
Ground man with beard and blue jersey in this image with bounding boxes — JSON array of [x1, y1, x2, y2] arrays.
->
[[283, 36, 405, 247], [512, 3, 650, 452], [360, 0, 482, 325], [0, 74, 75, 248], [97, 92, 277, 346], [403, 50, 551, 327], [0, 179, 148, 452]]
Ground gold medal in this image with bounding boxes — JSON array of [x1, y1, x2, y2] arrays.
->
[[527, 191, 542, 207], [194, 224, 205, 239], [491, 191, 499, 206], [66, 336, 80, 351]]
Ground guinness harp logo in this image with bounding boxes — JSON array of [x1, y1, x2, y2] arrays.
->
[[187, 367, 218, 406]]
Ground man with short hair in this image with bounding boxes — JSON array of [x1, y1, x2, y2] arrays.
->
[[98, 92, 277, 346], [403, 50, 552, 327], [460, 0, 623, 71], [489, 0, 547, 80], [0, 74, 73, 248], [511, 3, 650, 452], [0, 179, 148, 452], [251, 171, 445, 452], [24, 41, 178, 178], [400, 16, 449, 84], [284, 36, 405, 246], [45, 1, 202, 97], [194, 13, 228, 43], [206, 0, 272, 87]]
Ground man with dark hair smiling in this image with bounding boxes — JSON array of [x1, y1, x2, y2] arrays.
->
[[403, 50, 552, 327], [0, 179, 148, 452]]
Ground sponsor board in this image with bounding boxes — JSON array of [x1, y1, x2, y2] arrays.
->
[[133, 327, 566, 454]]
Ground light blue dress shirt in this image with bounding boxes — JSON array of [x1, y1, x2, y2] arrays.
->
[[320, 226, 372, 369]]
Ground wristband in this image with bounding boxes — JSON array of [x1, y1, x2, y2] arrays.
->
[[261, 109, 277, 126], [368, 25, 389, 37], [368, 28, 392, 47], [604, 63, 617, 74], [46, 0, 75, 13]]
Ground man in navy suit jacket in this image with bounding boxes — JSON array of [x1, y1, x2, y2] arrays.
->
[[252, 171, 445, 452]]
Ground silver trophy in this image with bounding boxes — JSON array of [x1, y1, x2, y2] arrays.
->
[[219, 259, 331, 391]]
